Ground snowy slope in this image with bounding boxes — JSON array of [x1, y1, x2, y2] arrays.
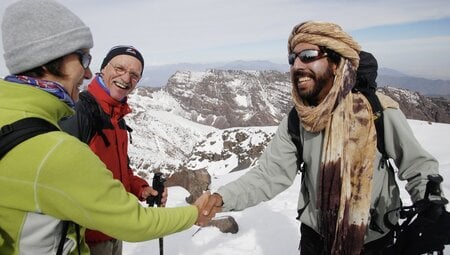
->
[[123, 120, 450, 255]]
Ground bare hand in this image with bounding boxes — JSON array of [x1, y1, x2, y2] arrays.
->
[[195, 192, 223, 227], [194, 191, 210, 211]]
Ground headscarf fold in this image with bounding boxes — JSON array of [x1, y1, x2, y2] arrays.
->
[[289, 21, 377, 254]]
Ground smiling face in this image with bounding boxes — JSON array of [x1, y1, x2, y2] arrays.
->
[[101, 54, 142, 101], [290, 43, 337, 106]]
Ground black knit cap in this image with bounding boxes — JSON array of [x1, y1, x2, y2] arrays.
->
[[356, 51, 378, 90], [100, 45, 144, 74]]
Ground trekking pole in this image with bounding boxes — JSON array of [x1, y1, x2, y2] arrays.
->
[[146, 172, 166, 255]]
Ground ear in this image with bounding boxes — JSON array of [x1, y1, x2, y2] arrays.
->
[[332, 62, 338, 76]]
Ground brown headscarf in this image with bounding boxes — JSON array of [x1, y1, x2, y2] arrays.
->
[[289, 21, 376, 254]]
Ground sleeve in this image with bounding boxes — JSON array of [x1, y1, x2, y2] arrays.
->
[[217, 116, 299, 211], [128, 162, 150, 200], [36, 135, 198, 242], [383, 108, 442, 202]]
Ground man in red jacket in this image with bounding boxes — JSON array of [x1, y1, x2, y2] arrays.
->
[[60, 45, 161, 255]]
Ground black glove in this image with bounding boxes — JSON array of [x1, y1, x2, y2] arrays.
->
[[146, 173, 165, 207], [419, 174, 447, 219], [392, 174, 450, 254], [393, 209, 450, 254]]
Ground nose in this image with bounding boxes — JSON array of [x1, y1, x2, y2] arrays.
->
[[121, 71, 133, 83], [292, 56, 307, 70], [84, 67, 93, 79]]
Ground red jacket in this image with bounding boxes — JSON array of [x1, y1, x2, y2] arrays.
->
[[60, 77, 149, 243]]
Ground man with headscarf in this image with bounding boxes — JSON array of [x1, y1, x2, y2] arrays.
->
[[197, 21, 445, 254]]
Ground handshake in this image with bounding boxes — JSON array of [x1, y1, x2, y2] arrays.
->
[[193, 191, 224, 226]]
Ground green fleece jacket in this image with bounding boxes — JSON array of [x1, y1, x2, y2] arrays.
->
[[0, 80, 198, 255]]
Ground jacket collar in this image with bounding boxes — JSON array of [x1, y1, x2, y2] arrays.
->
[[0, 79, 74, 125]]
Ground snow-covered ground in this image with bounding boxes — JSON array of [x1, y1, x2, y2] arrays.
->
[[124, 119, 450, 255]]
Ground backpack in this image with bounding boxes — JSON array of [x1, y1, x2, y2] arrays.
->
[[78, 91, 111, 146], [75, 91, 133, 146], [0, 117, 81, 255]]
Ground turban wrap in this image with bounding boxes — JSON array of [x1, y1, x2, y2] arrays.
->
[[288, 21, 360, 68]]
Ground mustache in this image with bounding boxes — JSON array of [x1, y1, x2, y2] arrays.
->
[[292, 70, 314, 80]]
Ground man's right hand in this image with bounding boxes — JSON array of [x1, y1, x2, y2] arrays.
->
[[195, 192, 223, 227]]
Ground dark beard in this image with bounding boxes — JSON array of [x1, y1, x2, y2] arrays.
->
[[299, 65, 335, 105]]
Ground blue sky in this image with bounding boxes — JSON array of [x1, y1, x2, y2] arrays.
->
[[352, 18, 450, 40], [1, 0, 450, 80], [350, 17, 450, 79]]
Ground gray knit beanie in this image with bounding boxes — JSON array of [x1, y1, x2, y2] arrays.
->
[[2, 0, 94, 74]]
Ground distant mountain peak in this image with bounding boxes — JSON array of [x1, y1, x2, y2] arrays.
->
[[378, 67, 408, 77], [127, 69, 450, 176], [140, 60, 450, 94]]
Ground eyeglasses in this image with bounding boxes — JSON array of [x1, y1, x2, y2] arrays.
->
[[74, 50, 92, 69], [107, 62, 141, 83], [288, 49, 328, 65]]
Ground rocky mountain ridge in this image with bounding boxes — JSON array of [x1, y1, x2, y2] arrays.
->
[[379, 87, 450, 124], [141, 61, 450, 97], [165, 69, 291, 128], [159, 69, 450, 126], [128, 69, 450, 177]]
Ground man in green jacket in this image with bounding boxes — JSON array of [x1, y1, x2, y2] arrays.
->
[[0, 0, 206, 254], [198, 21, 446, 254]]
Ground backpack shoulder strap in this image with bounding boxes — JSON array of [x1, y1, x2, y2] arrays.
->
[[287, 107, 310, 219], [118, 117, 133, 144], [56, 221, 81, 255], [0, 117, 59, 159], [78, 91, 110, 147], [354, 87, 387, 157], [287, 107, 304, 173]]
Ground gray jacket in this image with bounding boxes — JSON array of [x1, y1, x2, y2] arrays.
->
[[217, 108, 440, 243]]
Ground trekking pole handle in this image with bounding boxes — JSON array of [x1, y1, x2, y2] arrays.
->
[[146, 173, 165, 207]]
